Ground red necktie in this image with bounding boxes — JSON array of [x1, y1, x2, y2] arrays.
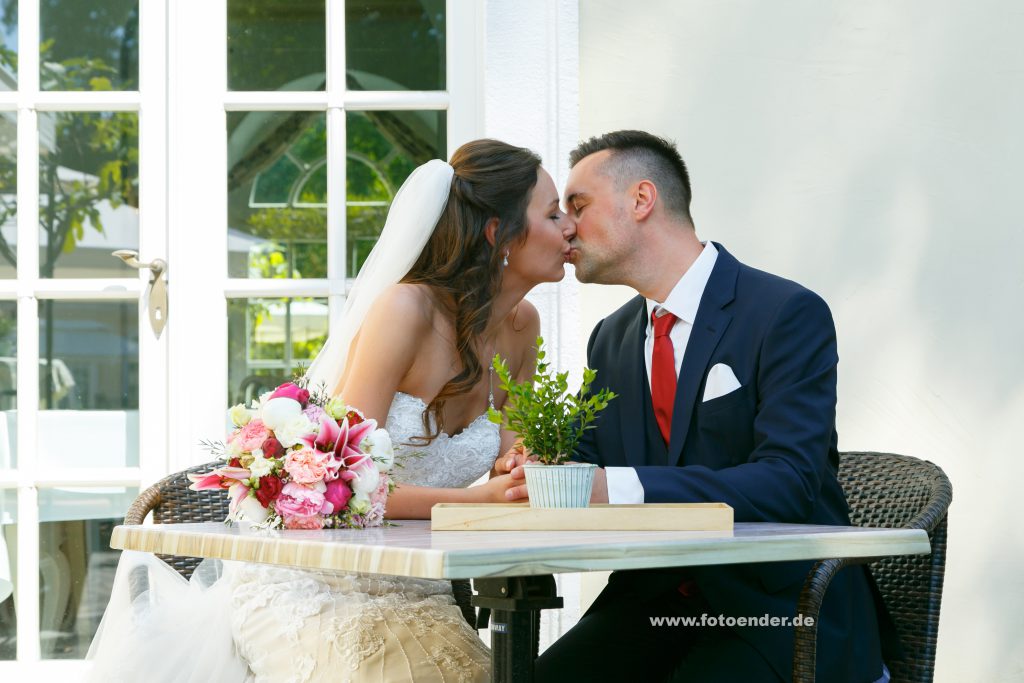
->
[[651, 308, 678, 445]]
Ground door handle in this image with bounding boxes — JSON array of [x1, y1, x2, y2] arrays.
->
[[112, 250, 168, 338]]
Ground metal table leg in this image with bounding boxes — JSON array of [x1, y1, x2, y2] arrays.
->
[[472, 575, 563, 683]]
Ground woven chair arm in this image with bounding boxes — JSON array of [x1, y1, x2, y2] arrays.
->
[[451, 579, 476, 627], [792, 556, 874, 683], [124, 484, 162, 525], [904, 476, 953, 535]]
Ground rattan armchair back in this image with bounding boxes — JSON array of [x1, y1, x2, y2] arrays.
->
[[793, 451, 952, 683]]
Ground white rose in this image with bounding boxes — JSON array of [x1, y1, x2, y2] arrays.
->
[[248, 455, 274, 478], [236, 494, 270, 523], [274, 413, 315, 448], [362, 429, 394, 473], [228, 403, 254, 428], [261, 397, 302, 432], [349, 493, 370, 515], [350, 460, 381, 497]]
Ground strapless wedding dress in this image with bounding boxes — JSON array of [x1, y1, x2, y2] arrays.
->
[[86, 392, 499, 683]]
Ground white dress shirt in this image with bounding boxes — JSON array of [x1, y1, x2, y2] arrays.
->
[[605, 242, 719, 504]]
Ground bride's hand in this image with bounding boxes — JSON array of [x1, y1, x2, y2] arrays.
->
[[474, 473, 529, 503]]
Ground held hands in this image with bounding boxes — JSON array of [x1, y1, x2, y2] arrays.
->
[[476, 474, 529, 503], [491, 442, 537, 476], [504, 461, 610, 503]]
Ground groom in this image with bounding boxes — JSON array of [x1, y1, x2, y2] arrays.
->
[[512, 131, 891, 682]]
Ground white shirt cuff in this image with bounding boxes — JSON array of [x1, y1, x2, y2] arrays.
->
[[605, 467, 645, 504]]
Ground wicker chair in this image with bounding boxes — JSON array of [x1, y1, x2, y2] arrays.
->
[[124, 460, 477, 627], [792, 451, 952, 683]]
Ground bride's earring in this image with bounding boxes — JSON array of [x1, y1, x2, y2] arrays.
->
[[502, 251, 510, 267]]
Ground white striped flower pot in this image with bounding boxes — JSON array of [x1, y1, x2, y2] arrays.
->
[[523, 462, 597, 508]]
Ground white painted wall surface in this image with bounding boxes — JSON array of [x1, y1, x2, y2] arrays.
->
[[577, 2, 1024, 681]]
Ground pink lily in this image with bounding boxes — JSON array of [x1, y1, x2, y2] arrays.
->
[[301, 413, 343, 453], [187, 466, 251, 491], [334, 417, 377, 460]]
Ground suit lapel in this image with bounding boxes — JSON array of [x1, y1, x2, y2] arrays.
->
[[668, 244, 738, 466], [617, 299, 650, 467]]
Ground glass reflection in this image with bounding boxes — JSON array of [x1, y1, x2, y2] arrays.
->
[[227, 297, 328, 405], [346, 0, 445, 91], [0, 301, 14, 469], [40, 0, 139, 91], [227, 0, 325, 92], [38, 300, 138, 468], [38, 112, 139, 278], [0, 488, 14, 660], [227, 111, 327, 279], [0, 111, 14, 278], [0, 0, 15, 87], [38, 486, 136, 659], [345, 110, 445, 276]]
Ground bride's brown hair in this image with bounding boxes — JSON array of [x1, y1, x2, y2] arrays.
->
[[401, 139, 542, 441]]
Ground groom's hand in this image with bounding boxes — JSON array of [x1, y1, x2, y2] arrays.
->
[[493, 443, 536, 476]]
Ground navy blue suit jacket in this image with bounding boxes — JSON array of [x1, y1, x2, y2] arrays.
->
[[576, 244, 885, 682]]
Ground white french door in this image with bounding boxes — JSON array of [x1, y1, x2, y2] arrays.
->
[[0, 0, 481, 677]]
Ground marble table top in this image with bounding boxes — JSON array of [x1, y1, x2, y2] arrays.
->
[[111, 520, 930, 580]]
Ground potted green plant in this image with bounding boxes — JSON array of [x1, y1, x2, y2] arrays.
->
[[488, 337, 617, 508]]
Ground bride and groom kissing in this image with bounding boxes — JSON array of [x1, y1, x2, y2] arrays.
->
[[89, 131, 890, 683]]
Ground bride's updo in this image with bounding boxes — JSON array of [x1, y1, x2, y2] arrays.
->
[[402, 139, 542, 441]]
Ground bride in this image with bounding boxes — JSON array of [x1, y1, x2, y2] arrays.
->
[[86, 139, 576, 682]]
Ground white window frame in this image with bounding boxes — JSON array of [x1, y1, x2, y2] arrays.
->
[[1, 0, 485, 676]]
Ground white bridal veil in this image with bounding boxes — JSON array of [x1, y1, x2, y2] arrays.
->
[[304, 159, 455, 394]]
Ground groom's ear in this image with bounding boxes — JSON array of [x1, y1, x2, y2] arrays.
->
[[632, 180, 657, 222], [484, 217, 500, 246]]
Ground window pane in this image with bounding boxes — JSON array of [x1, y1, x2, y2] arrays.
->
[[227, 297, 328, 405], [227, 111, 326, 279], [40, 0, 139, 91], [38, 112, 139, 278], [0, 302, 14, 469], [346, 110, 445, 277], [0, 111, 14, 278], [38, 300, 138, 468], [227, 0, 325, 92], [346, 0, 445, 91], [0, 489, 15, 660], [0, 0, 15, 87], [38, 486, 137, 659]]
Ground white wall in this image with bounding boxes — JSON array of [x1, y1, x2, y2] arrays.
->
[[578, 2, 1024, 681]]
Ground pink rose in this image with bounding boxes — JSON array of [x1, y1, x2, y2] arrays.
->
[[271, 382, 310, 407], [274, 482, 325, 518], [284, 447, 330, 484], [323, 479, 353, 515], [229, 418, 269, 453], [283, 515, 324, 530]]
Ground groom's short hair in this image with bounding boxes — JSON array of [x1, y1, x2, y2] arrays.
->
[[569, 130, 692, 222]]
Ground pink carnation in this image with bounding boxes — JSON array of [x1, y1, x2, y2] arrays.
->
[[229, 418, 269, 453], [283, 515, 324, 530], [284, 447, 330, 484], [274, 482, 325, 518]]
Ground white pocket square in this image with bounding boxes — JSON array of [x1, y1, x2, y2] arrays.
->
[[703, 363, 742, 402]]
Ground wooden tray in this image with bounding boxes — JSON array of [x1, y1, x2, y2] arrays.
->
[[430, 503, 733, 531]]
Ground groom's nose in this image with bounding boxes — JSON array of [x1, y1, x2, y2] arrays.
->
[[561, 213, 577, 241]]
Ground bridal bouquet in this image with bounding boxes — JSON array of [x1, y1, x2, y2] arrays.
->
[[188, 382, 394, 530]]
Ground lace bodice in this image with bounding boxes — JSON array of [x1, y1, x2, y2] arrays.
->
[[386, 392, 500, 488]]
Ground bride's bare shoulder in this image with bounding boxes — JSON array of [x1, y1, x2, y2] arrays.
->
[[371, 283, 438, 330]]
